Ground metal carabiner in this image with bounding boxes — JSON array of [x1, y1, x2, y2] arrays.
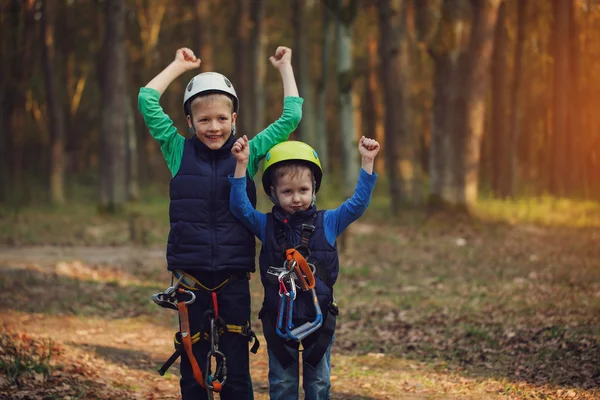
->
[[178, 288, 196, 305]]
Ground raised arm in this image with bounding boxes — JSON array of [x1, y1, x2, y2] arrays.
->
[[247, 46, 303, 178], [323, 137, 381, 244], [230, 136, 267, 241], [145, 48, 201, 95], [138, 48, 202, 176], [270, 46, 299, 98]]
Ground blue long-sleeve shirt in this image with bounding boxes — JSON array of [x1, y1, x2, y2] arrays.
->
[[229, 168, 378, 245]]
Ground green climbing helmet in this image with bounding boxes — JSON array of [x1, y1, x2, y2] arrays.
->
[[262, 141, 323, 196]]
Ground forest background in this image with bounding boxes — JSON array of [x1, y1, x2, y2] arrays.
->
[[0, 1, 599, 399]]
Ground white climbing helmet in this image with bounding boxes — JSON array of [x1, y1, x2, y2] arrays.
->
[[182, 72, 239, 117]]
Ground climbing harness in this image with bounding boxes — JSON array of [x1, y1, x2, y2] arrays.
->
[[260, 215, 340, 368], [151, 270, 259, 398]]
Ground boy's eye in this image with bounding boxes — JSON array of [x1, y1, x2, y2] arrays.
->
[[219, 116, 228, 121], [301, 188, 309, 192]]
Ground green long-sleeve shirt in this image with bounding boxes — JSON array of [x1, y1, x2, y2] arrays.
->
[[138, 87, 303, 178]]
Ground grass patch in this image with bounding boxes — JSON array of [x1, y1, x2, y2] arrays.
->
[[0, 330, 56, 386]]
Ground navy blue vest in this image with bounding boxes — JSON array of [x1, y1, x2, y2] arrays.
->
[[167, 135, 257, 273], [259, 205, 339, 325]]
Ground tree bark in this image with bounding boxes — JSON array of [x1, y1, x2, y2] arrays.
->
[[42, 0, 67, 204], [490, 1, 507, 198], [292, 0, 316, 147], [0, 1, 36, 203], [316, 3, 333, 171], [100, 0, 128, 212], [551, 0, 571, 197], [235, 0, 252, 135], [251, 0, 267, 135], [507, 0, 526, 198], [335, 0, 359, 197], [379, 0, 422, 212], [195, 0, 214, 72], [429, 0, 501, 209]]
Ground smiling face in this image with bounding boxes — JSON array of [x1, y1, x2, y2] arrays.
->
[[186, 94, 236, 150], [271, 164, 314, 216]]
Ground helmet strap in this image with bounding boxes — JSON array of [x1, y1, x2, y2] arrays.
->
[[231, 124, 236, 137], [269, 187, 280, 206]]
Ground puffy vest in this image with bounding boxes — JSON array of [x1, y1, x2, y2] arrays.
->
[[259, 205, 339, 325], [167, 135, 257, 273]]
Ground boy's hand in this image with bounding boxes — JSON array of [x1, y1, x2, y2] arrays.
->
[[174, 47, 202, 71], [358, 136, 380, 161], [269, 46, 292, 69], [232, 135, 250, 164]]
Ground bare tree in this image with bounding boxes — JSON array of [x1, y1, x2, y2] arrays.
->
[[292, 0, 317, 147], [507, 0, 526, 198], [235, 0, 252, 136], [195, 0, 214, 72], [316, 2, 333, 171], [251, 0, 267, 134], [378, 0, 423, 212], [429, 0, 502, 209], [550, 0, 571, 197], [42, 0, 67, 204], [490, 1, 507, 198], [0, 1, 37, 203], [100, 0, 127, 212], [326, 0, 359, 195]]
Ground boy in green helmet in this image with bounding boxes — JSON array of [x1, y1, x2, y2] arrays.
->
[[229, 135, 380, 399]]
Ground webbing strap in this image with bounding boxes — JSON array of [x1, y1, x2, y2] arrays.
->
[[285, 248, 315, 290], [177, 291, 206, 389], [275, 213, 317, 255], [302, 309, 336, 367]]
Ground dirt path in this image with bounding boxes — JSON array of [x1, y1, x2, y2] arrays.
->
[[0, 245, 448, 400]]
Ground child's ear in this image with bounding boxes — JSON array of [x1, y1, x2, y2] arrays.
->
[[186, 115, 195, 135], [270, 186, 276, 197], [231, 112, 237, 125]]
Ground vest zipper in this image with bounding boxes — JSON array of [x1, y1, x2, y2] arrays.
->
[[211, 156, 217, 268]]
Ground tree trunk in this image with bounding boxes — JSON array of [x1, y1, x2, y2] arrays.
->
[[378, 0, 405, 215], [335, 0, 359, 197], [460, 0, 502, 206], [42, 0, 67, 204], [292, 0, 316, 147], [0, 1, 36, 204], [551, 0, 571, 197], [429, 0, 469, 208], [126, 93, 140, 201], [429, 0, 501, 209], [490, 1, 507, 198], [316, 3, 333, 171], [235, 0, 252, 135], [195, 0, 214, 72], [365, 35, 385, 174], [507, 0, 526, 198], [100, 0, 127, 212], [251, 0, 267, 134]]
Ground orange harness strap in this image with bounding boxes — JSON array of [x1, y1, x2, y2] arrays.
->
[[177, 288, 206, 389], [285, 248, 315, 290]]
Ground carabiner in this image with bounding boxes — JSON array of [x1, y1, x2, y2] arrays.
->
[[177, 288, 196, 305]]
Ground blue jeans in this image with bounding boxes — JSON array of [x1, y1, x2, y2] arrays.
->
[[267, 337, 334, 400]]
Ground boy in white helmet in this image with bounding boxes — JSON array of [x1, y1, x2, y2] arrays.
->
[[229, 136, 380, 399], [138, 46, 302, 399]]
